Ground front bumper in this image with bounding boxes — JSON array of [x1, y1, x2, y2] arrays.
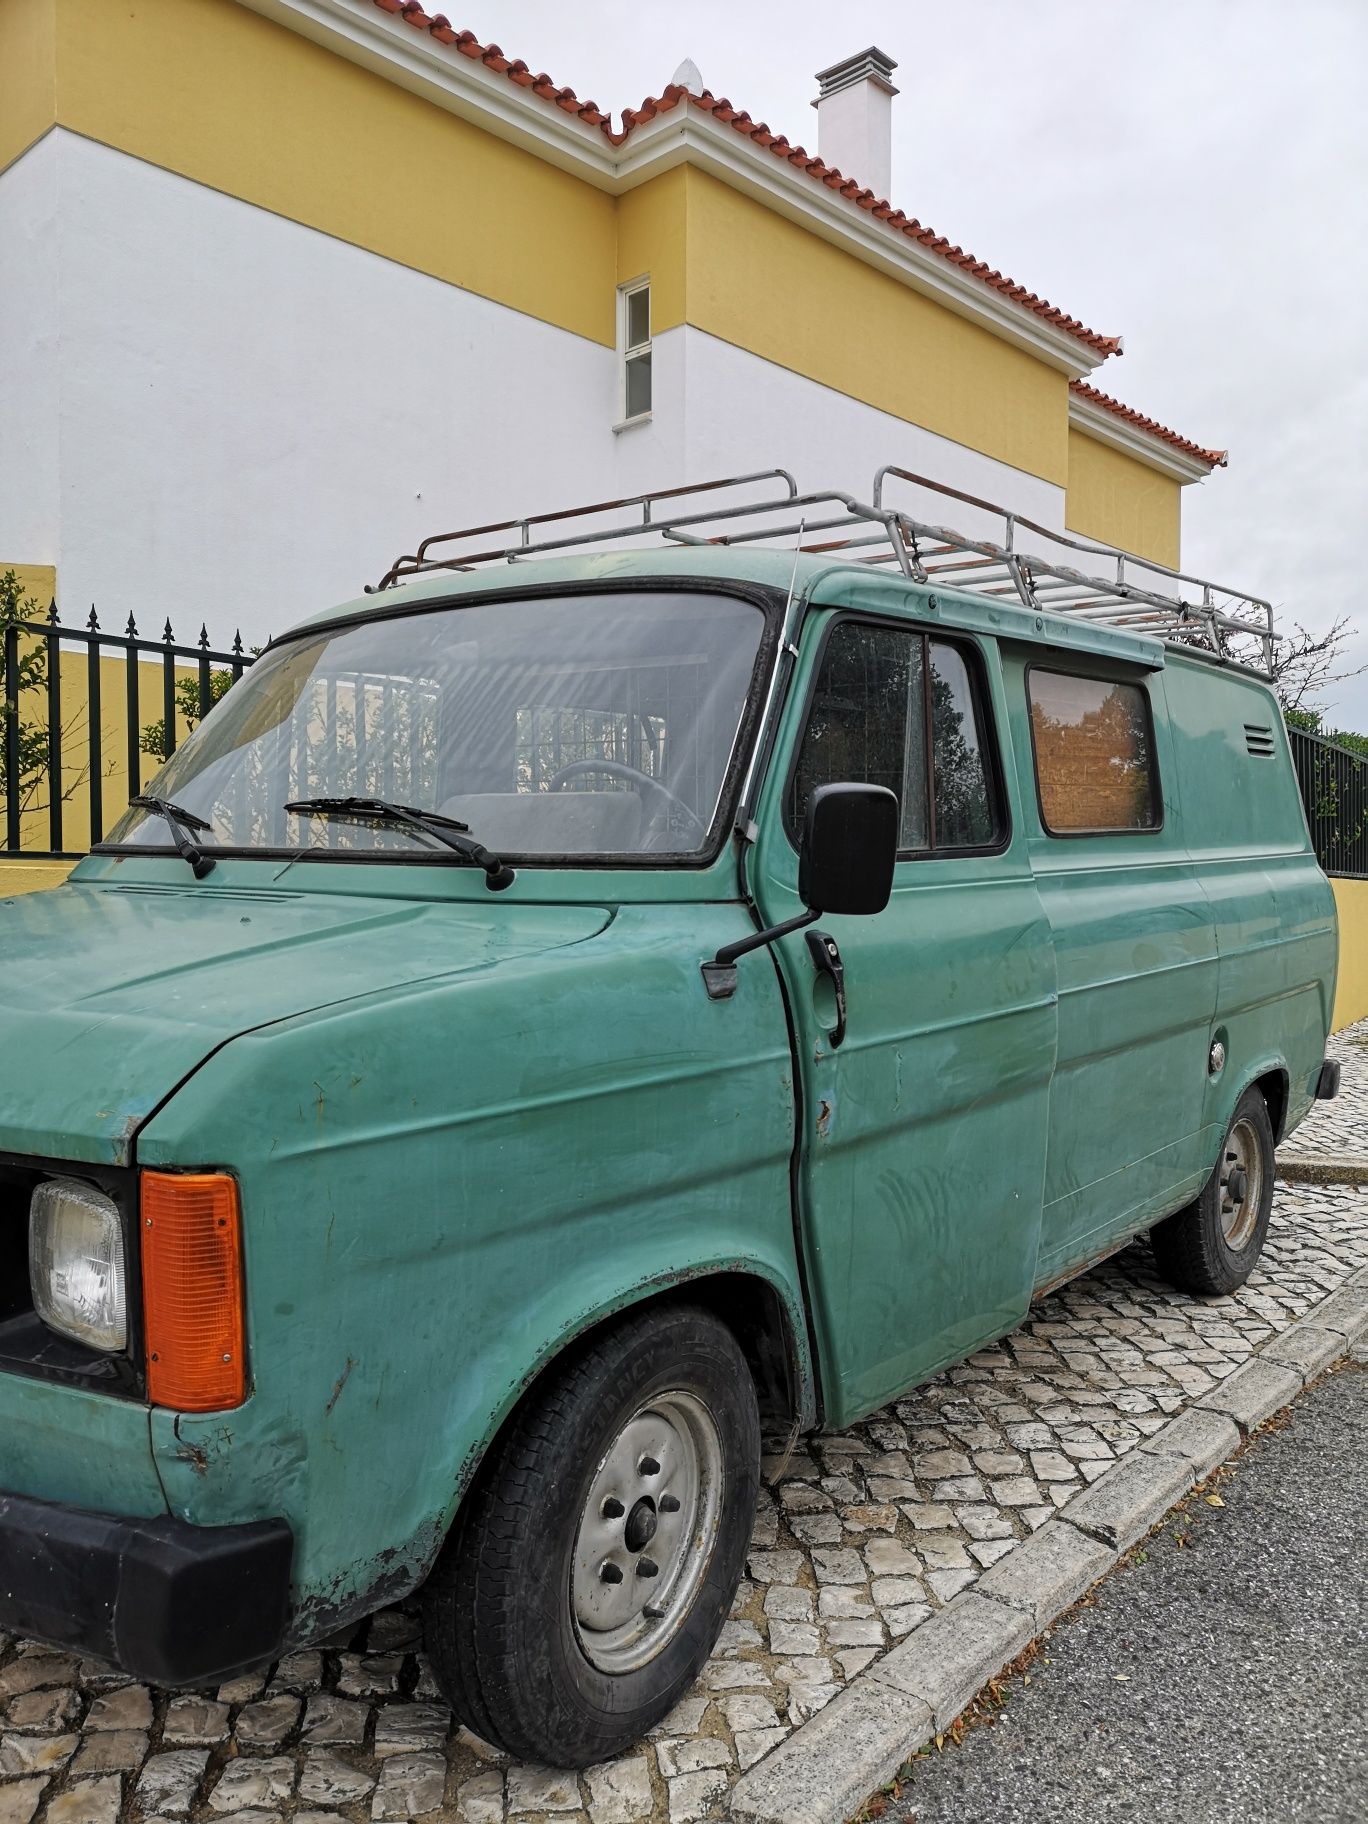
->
[[0, 1488, 293, 1685]]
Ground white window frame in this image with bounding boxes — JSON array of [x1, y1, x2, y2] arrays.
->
[[615, 276, 652, 430]]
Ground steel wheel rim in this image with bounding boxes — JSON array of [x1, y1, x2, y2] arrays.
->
[[570, 1389, 724, 1674], [1219, 1116, 1263, 1249]]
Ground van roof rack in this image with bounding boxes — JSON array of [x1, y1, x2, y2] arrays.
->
[[371, 466, 1274, 671]]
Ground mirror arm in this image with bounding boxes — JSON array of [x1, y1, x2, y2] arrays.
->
[[700, 907, 820, 1001]]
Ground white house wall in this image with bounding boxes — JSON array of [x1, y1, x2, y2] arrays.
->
[[674, 328, 1067, 542], [33, 132, 622, 646], [0, 136, 61, 579], [6, 132, 1067, 648]]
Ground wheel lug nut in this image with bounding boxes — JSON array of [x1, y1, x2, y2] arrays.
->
[[639, 1455, 660, 1476], [602, 1497, 625, 1519], [658, 1494, 681, 1513], [637, 1557, 659, 1578], [600, 1561, 624, 1585]]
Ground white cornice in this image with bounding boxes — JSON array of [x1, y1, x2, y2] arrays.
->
[[1068, 392, 1218, 484], [236, 0, 1112, 376]]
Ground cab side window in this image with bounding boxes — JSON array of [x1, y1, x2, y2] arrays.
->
[[1027, 669, 1160, 834], [793, 622, 1003, 854]]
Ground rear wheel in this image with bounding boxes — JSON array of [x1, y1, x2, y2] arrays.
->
[[1151, 1087, 1275, 1295], [422, 1302, 760, 1767]]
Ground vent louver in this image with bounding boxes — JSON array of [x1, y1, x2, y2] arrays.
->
[[1245, 723, 1276, 756]]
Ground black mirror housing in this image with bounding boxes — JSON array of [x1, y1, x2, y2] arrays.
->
[[799, 783, 898, 917]]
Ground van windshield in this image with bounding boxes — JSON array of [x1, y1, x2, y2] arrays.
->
[[102, 590, 768, 864]]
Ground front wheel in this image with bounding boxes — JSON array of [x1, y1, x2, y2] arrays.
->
[[422, 1303, 760, 1767], [1151, 1087, 1275, 1295]]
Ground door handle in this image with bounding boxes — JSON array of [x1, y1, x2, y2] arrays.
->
[[805, 929, 847, 1049]]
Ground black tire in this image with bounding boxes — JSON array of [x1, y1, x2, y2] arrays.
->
[[422, 1302, 760, 1767], [1151, 1087, 1275, 1295]]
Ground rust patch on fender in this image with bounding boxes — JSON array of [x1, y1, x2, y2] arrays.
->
[[816, 1098, 832, 1139]]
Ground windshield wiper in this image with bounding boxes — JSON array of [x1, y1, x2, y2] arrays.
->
[[128, 795, 217, 880], [284, 796, 515, 891]]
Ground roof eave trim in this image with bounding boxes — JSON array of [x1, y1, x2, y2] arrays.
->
[[239, 0, 1115, 373], [1068, 392, 1221, 483]]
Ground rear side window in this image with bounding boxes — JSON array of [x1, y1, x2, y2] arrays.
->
[[792, 622, 1003, 854], [1027, 669, 1160, 834]]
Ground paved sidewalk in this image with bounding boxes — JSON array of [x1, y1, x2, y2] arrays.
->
[[0, 1024, 1364, 1824], [883, 1361, 1368, 1824]]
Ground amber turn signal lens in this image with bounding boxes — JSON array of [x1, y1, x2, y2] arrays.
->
[[141, 1172, 246, 1412]]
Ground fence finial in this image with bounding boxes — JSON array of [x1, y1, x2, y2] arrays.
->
[[47, 599, 58, 624], [162, 618, 174, 644], [126, 613, 138, 639], [199, 623, 210, 650], [232, 631, 244, 656], [86, 605, 99, 632]]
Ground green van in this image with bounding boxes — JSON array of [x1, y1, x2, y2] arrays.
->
[[0, 477, 1339, 1767]]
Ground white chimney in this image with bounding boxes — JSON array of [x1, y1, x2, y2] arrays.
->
[[812, 47, 899, 198]]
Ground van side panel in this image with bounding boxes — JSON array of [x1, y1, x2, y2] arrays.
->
[[1161, 656, 1337, 1145], [999, 647, 1221, 1283]]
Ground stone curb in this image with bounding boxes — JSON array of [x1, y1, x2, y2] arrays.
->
[[726, 1268, 1368, 1824], [1275, 1152, 1368, 1186]]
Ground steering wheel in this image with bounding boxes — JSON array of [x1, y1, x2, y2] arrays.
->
[[546, 759, 707, 843]]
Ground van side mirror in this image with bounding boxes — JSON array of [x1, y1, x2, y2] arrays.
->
[[701, 780, 899, 1000], [798, 783, 898, 918]]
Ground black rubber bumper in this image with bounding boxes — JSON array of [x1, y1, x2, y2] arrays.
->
[[0, 1488, 293, 1686]]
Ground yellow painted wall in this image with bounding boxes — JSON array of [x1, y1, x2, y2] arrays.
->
[[52, 0, 618, 344], [0, 859, 72, 897], [1065, 426, 1182, 568], [0, 0, 56, 175], [1331, 877, 1368, 1032], [682, 169, 1071, 487], [3, 563, 57, 610], [617, 167, 688, 331]]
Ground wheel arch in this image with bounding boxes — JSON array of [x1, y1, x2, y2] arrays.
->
[[1251, 1062, 1290, 1143], [449, 1265, 817, 1534]]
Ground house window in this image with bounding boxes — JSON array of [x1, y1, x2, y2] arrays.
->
[[617, 278, 651, 425]]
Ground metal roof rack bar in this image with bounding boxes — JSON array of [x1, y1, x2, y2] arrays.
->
[[371, 464, 1274, 670]]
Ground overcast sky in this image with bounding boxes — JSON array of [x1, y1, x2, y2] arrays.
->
[[460, 0, 1368, 728]]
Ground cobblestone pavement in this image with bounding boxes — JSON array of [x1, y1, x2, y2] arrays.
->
[[2, 1026, 1364, 1824]]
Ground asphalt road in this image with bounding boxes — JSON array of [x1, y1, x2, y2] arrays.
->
[[888, 1359, 1368, 1824]]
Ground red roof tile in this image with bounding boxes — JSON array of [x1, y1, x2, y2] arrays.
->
[[1070, 381, 1226, 469], [370, 6, 1122, 358]]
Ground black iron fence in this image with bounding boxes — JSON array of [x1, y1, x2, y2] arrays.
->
[[1289, 727, 1368, 880], [1, 602, 252, 860]]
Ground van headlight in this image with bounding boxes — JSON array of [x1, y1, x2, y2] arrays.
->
[[29, 1178, 128, 1352]]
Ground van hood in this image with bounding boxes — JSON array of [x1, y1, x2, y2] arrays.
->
[[0, 878, 610, 1166]]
